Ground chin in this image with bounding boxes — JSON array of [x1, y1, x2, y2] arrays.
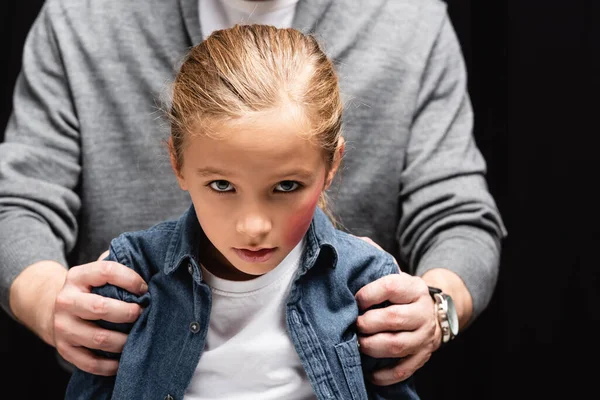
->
[[241, 264, 277, 276]]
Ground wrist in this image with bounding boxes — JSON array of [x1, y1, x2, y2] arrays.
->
[[421, 268, 473, 332], [9, 261, 67, 346]]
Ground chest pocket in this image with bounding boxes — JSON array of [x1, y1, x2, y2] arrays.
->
[[334, 334, 368, 400]]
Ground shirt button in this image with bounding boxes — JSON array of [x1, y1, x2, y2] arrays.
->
[[189, 321, 200, 333], [165, 395, 174, 400], [187, 264, 193, 274]]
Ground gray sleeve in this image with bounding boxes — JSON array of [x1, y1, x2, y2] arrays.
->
[[396, 13, 507, 320], [0, 1, 81, 316]]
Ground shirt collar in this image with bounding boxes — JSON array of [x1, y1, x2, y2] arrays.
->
[[163, 204, 203, 282], [163, 204, 339, 281], [301, 207, 339, 273], [180, 0, 334, 47]]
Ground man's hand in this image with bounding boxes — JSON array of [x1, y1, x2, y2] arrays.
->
[[10, 256, 148, 376], [355, 273, 440, 386], [353, 236, 474, 386]]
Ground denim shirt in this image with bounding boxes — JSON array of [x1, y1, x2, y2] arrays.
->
[[65, 205, 419, 400]]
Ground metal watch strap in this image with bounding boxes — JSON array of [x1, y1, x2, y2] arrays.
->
[[428, 286, 453, 344]]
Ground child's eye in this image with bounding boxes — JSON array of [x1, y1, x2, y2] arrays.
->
[[209, 180, 234, 192], [275, 181, 300, 192]]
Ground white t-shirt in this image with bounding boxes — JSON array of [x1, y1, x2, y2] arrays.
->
[[199, 0, 299, 39], [184, 239, 316, 399]]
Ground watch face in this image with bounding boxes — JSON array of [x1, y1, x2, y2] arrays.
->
[[446, 296, 460, 336]]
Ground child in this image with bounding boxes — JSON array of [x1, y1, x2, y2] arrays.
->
[[65, 24, 419, 400]]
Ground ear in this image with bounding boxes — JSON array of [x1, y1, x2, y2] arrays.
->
[[324, 136, 345, 189], [168, 137, 188, 191]]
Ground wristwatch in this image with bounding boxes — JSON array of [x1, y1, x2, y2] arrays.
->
[[428, 286, 459, 344]]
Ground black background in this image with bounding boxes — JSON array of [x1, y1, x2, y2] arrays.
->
[[1, 1, 598, 398]]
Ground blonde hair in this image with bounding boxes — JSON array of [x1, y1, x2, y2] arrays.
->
[[168, 24, 342, 216]]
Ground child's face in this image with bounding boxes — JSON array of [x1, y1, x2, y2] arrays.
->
[[174, 110, 340, 279]]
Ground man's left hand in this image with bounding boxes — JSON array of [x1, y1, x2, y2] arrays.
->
[[355, 271, 441, 385]]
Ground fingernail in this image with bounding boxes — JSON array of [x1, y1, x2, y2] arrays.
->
[[140, 283, 148, 293]]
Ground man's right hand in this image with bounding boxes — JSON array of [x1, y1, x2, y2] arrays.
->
[[9, 257, 148, 376]]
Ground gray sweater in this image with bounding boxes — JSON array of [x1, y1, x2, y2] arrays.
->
[[0, 0, 506, 320]]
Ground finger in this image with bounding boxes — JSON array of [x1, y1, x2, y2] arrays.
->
[[55, 291, 142, 323], [358, 330, 424, 359], [369, 351, 432, 386], [68, 260, 148, 295], [356, 304, 424, 334], [57, 343, 120, 376], [97, 249, 110, 261], [355, 274, 424, 310], [55, 317, 129, 353]]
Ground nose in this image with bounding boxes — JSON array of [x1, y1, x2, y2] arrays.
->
[[236, 212, 272, 240]]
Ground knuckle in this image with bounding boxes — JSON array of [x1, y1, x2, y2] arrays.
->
[[382, 276, 397, 296], [91, 297, 109, 316], [128, 305, 140, 321], [55, 340, 69, 355], [387, 307, 404, 326], [54, 292, 73, 311], [53, 317, 67, 335], [393, 366, 407, 381], [64, 265, 79, 280], [99, 261, 114, 277], [359, 336, 373, 353], [92, 330, 110, 348], [354, 290, 365, 304], [55, 321, 77, 344], [413, 277, 428, 295], [371, 375, 384, 386], [355, 316, 366, 332], [389, 340, 405, 357], [356, 286, 372, 305]]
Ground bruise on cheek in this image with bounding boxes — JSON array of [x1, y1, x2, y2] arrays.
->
[[285, 186, 321, 247]]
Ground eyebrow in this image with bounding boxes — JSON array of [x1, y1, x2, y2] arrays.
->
[[277, 169, 316, 181], [195, 167, 316, 181], [195, 167, 232, 177]]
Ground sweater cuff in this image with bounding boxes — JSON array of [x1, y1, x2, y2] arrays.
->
[[0, 224, 67, 319], [415, 226, 501, 321]]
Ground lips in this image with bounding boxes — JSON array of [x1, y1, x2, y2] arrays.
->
[[233, 247, 276, 263]]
